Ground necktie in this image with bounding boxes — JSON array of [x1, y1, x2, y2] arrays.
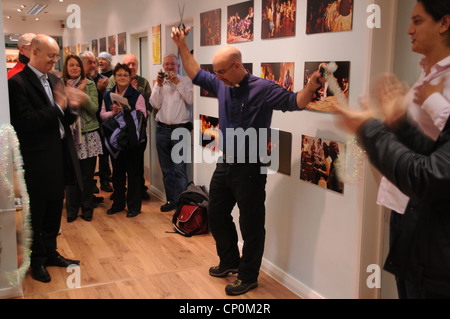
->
[[41, 75, 65, 138]]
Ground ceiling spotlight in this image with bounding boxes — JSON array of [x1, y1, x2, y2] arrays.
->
[[27, 4, 48, 15], [35, 18, 39, 21], [17, 9, 22, 12]]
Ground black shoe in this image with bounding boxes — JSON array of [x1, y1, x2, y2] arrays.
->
[[107, 207, 124, 215], [81, 214, 93, 222], [160, 201, 176, 212], [225, 279, 258, 296], [46, 254, 80, 267], [92, 196, 104, 208], [31, 265, 51, 283], [67, 215, 78, 223], [209, 265, 239, 278], [93, 185, 100, 194], [127, 211, 141, 218], [142, 191, 151, 200], [101, 181, 113, 192]]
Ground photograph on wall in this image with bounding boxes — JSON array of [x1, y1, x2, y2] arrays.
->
[[300, 135, 345, 194], [306, 0, 353, 34], [201, 9, 221, 46], [117, 32, 127, 55], [261, 62, 294, 91], [200, 114, 220, 152], [304, 61, 350, 112], [91, 39, 98, 57], [268, 129, 292, 176], [227, 1, 254, 43], [108, 35, 116, 56], [152, 25, 161, 64], [261, 0, 296, 39], [99, 37, 106, 53], [200, 63, 253, 98], [6, 49, 19, 70]]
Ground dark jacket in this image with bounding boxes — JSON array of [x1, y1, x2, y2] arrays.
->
[[358, 117, 450, 297], [8, 65, 82, 200]]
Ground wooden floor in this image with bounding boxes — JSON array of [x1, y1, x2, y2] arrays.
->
[[18, 183, 300, 300]]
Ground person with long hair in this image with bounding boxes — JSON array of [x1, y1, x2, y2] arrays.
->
[[62, 53, 102, 222]]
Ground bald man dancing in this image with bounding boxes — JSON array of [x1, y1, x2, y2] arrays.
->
[[172, 27, 324, 295]]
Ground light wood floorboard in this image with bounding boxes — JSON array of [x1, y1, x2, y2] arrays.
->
[[19, 183, 300, 299]]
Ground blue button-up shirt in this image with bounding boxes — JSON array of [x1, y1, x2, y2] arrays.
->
[[193, 69, 300, 158]]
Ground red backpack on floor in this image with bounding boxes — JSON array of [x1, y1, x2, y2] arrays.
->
[[172, 182, 209, 237]]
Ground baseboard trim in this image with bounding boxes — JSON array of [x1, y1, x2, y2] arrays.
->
[[260, 258, 325, 299]]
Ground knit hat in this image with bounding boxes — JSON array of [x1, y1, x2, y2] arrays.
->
[[98, 52, 112, 63], [18, 33, 36, 48]]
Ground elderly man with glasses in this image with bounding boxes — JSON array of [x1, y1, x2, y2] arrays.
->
[[8, 34, 84, 283]]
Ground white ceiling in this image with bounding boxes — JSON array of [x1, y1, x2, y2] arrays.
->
[[2, 0, 102, 23]]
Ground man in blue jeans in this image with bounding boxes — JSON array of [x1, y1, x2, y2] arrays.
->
[[150, 54, 193, 212], [172, 27, 324, 295]]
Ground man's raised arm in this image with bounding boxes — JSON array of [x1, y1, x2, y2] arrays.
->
[[171, 27, 200, 80]]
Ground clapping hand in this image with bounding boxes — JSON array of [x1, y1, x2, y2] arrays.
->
[[333, 98, 374, 133], [65, 86, 88, 109], [373, 74, 408, 128]]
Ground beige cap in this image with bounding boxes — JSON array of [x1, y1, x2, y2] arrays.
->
[[18, 33, 36, 48]]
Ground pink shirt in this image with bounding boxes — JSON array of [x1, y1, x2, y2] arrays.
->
[[100, 85, 147, 121], [377, 55, 450, 214]]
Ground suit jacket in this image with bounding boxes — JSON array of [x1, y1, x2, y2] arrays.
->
[[359, 117, 450, 296], [8, 65, 82, 200]]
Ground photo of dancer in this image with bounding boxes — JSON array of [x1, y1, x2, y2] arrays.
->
[[200, 115, 220, 152], [300, 135, 345, 194], [261, 0, 296, 39], [201, 9, 221, 46], [261, 62, 294, 92], [227, 1, 254, 43], [304, 61, 350, 112], [306, 0, 353, 35]]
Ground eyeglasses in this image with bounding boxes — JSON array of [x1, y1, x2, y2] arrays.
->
[[115, 73, 130, 78], [214, 62, 236, 76], [36, 48, 60, 61]]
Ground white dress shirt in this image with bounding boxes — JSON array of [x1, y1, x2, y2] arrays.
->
[[150, 75, 193, 125], [377, 55, 450, 214]]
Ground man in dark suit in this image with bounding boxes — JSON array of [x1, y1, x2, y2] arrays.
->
[[8, 34, 84, 283]]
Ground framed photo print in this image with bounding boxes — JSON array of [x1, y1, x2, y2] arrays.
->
[[261, 0, 296, 39], [200, 9, 221, 46], [304, 61, 350, 112], [306, 0, 353, 34], [227, 1, 254, 43], [300, 135, 345, 194]]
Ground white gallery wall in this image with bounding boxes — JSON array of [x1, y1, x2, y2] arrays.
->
[[1, 0, 406, 298]]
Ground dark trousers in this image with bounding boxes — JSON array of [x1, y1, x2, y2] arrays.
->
[[390, 210, 424, 299], [98, 128, 112, 183], [155, 126, 188, 203], [111, 147, 142, 213], [30, 197, 63, 267], [208, 161, 267, 283], [66, 156, 97, 219]]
